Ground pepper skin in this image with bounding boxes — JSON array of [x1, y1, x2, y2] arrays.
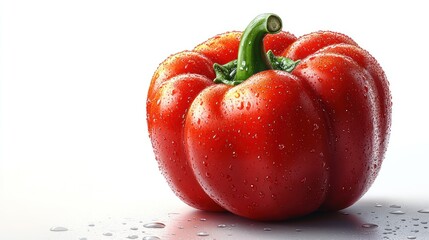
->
[[146, 13, 391, 220]]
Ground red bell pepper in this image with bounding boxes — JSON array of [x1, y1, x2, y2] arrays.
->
[[146, 13, 391, 220]]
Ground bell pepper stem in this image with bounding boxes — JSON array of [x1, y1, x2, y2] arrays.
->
[[235, 13, 282, 81]]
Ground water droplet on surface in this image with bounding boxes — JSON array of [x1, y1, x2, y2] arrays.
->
[[246, 102, 251, 110], [390, 204, 401, 208], [375, 204, 383, 207], [407, 236, 417, 239], [295, 228, 303, 232], [389, 210, 405, 215], [103, 232, 113, 236], [362, 223, 378, 229], [130, 227, 138, 230], [127, 235, 139, 239], [278, 144, 285, 150], [313, 123, 319, 131], [50, 226, 68, 232], [143, 222, 166, 228], [143, 236, 161, 240], [197, 231, 210, 236], [237, 101, 244, 110], [217, 224, 227, 228], [200, 218, 207, 221], [418, 209, 429, 213], [263, 227, 272, 231]]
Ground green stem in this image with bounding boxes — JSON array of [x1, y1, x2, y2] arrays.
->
[[213, 14, 299, 86], [235, 13, 282, 81]]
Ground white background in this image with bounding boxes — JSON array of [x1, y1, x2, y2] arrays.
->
[[1, 0, 428, 239]]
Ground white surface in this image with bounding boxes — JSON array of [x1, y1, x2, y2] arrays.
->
[[1, 0, 428, 239]]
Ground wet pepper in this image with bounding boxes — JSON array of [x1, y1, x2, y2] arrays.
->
[[146, 13, 391, 220]]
